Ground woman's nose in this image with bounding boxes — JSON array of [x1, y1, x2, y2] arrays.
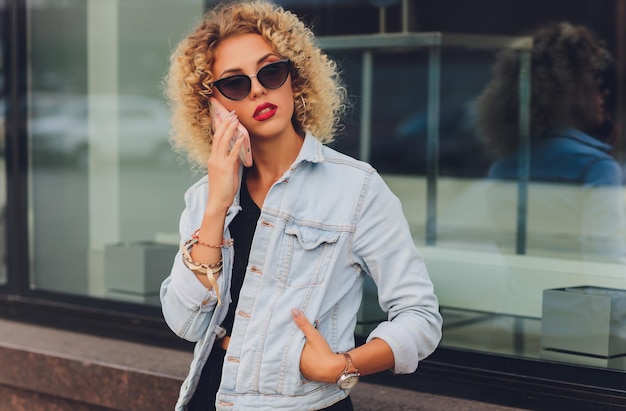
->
[[249, 75, 266, 98]]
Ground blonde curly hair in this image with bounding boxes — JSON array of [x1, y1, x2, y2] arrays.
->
[[165, 0, 347, 170], [476, 22, 612, 157]]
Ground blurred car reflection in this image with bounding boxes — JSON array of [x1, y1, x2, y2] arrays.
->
[[30, 94, 173, 167]]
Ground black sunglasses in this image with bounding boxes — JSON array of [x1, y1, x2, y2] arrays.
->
[[212, 59, 291, 101]]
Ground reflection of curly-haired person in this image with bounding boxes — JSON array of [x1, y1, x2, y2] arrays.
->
[[477, 22, 622, 186], [165, 1, 345, 171], [478, 22, 626, 263]]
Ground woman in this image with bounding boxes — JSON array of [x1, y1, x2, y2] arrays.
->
[[160, 2, 442, 410]]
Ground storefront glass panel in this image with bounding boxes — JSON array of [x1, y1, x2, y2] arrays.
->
[[27, 0, 202, 303], [310, 2, 626, 375], [22, 0, 626, 376]]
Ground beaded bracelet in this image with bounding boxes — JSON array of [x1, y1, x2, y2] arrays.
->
[[191, 229, 233, 249]]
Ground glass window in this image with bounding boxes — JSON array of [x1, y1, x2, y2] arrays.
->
[[19, 0, 626, 377], [312, 1, 626, 375], [27, 0, 204, 304]]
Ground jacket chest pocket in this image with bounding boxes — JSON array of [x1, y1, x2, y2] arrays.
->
[[275, 222, 341, 288]]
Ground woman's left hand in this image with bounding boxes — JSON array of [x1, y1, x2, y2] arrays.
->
[[291, 308, 344, 383]]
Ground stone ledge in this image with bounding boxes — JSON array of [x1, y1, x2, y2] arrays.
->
[[0, 385, 111, 411], [0, 318, 527, 411], [0, 318, 190, 411]]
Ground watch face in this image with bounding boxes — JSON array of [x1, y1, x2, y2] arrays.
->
[[338, 373, 359, 390]]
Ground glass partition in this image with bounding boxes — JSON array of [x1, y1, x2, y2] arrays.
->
[[20, 0, 626, 377], [27, 0, 203, 304]]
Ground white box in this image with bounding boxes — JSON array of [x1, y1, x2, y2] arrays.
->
[[104, 241, 178, 304]]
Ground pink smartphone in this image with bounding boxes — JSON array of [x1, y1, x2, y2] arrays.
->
[[209, 97, 253, 167]]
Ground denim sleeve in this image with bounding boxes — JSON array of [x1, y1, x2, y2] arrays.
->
[[351, 172, 442, 374], [159, 179, 219, 342]]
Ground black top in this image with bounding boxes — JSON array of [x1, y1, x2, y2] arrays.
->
[[222, 171, 261, 336], [186, 173, 260, 411]]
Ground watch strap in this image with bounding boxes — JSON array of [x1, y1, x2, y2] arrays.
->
[[336, 352, 360, 389], [341, 352, 358, 374]]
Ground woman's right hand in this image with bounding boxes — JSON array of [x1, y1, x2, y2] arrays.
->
[[206, 111, 246, 212], [188, 111, 244, 291]]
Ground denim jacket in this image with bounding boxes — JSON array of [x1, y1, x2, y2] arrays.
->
[[160, 133, 442, 411]]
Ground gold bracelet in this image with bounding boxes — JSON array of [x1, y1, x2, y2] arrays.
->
[[182, 253, 223, 275]]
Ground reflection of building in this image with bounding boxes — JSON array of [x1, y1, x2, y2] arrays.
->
[[2, 1, 626, 410]]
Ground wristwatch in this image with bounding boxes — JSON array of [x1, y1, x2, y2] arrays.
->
[[336, 352, 360, 390]]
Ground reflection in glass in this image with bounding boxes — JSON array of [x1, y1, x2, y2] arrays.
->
[[434, 22, 626, 370], [477, 22, 625, 263]]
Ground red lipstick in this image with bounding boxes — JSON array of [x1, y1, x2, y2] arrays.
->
[[253, 102, 277, 121]]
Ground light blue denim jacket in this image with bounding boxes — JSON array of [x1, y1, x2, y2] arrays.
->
[[160, 133, 442, 411]]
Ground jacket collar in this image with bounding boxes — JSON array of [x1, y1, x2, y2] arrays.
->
[[230, 132, 325, 214], [545, 127, 613, 153], [292, 132, 325, 166]]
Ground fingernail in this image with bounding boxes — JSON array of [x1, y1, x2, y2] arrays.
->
[[291, 308, 301, 317]]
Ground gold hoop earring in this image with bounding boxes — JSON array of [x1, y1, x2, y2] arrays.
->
[[299, 96, 307, 125]]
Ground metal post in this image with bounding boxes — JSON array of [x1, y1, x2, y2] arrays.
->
[[516, 49, 531, 255], [426, 44, 440, 246], [378, 7, 386, 33], [360, 51, 373, 163], [401, 0, 409, 33]]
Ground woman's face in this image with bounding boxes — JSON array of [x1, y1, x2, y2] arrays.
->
[[211, 33, 295, 140]]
